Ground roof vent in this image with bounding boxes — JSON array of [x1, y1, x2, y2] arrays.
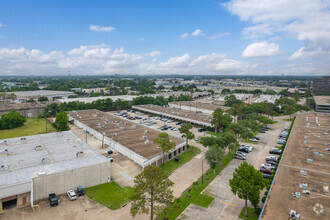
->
[[145, 130, 149, 134], [1, 149, 8, 155], [300, 170, 307, 176], [323, 186, 329, 194], [116, 123, 120, 127], [0, 140, 8, 146], [0, 165, 9, 171], [307, 158, 313, 163], [41, 157, 50, 164], [143, 136, 147, 139], [35, 145, 43, 151], [299, 183, 308, 189], [120, 127, 124, 130], [125, 122, 128, 125], [145, 140, 150, 144], [76, 151, 84, 157], [20, 137, 27, 144], [114, 133, 117, 137]]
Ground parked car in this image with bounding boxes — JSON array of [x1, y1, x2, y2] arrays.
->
[[259, 130, 266, 133], [234, 153, 246, 160], [236, 151, 246, 156], [67, 190, 77, 201], [266, 155, 277, 162], [77, 186, 84, 196], [263, 174, 271, 179], [250, 138, 258, 142], [240, 145, 252, 152], [49, 193, 58, 207], [106, 155, 113, 162], [107, 150, 113, 155], [195, 137, 201, 141], [261, 163, 275, 169], [277, 140, 285, 144], [161, 127, 168, 130], [266, 161, 276, 166], [269, 148, 282, 155], [253, 137, 260, 140], [237, 147, 249, 153], [260, 167, 273, 174], [198, 128, 207, 132], [176, 121, 183, 125]]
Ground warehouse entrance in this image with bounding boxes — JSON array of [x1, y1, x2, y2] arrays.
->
[[2, 195, 17, 210]]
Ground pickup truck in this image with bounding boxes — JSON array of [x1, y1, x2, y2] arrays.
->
[[49, 193, 58, 207]]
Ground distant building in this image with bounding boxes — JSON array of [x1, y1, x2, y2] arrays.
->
[[10, 90, 74, 101], [313, 76, 330, 95], [313, 96, 330, 113]]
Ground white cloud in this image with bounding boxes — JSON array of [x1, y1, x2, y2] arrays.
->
[[224, 0, 330, 59], [180, 33, 189, 39], [191, 29, 204, 36], [269, 36, 281, 43], [209, 32, 229, 39], [0, 45, 249, 75], [0, 23, 3, 28], [242, 42, 280, 58], [89, 24, 116, 32], [180, 29, 204, 38], [150, 50, 161, 57]]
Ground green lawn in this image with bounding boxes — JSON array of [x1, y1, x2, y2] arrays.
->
[[158, 151, 235, 220], [0, 118, 57, 139], [84, 182, 133, 210], [161, 146, 201, 175], [191, 193, 214, 208], [239, 207, 259, 220], [207, 131, 221, 137], [284, 118, 294, 121]]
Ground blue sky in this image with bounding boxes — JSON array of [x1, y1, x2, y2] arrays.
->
[[0, 0, 329, 75]]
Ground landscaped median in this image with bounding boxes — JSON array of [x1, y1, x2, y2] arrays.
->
[[157, 151, 235, 220], [161, 145, 201, 175]]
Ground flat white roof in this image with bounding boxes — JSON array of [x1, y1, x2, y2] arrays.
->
[[57, 95, 139, 103], [11, 90, 74, 97], [0, 131, 108, 190]]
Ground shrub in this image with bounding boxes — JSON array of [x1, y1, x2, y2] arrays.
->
[[262, 196, 266, 203], [264, 190, 268, 196]]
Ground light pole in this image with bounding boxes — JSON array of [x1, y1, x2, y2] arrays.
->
[[85, 130, 88, 143], [202, 159, 204, 184], [102, 132, 106, 149]]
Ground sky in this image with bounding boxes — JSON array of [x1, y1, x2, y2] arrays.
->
[[0, 0, 330, 76]]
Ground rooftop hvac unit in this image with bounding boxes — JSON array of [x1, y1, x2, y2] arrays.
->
[[1, 149, 8, 155], [125, 122, 128, 125], [290, 210, 300, 219], [41, 157, 50, 164], [132, 125, 136, 128], [306, 158, 313, 163], [35, 145, 43, 151], [116, 123, 120, 127], [145, 130, 149, 134], [323, 186, 329, 194], [145, 140, 149, 144], [20, 137, 27, 143], [143, 136, 147, 139], [120, 127, 124, 130], [0, 165, 9, 171], [114, 133, 117, 137], [98, 123, 101, 127], [79, 116, 82, 119], [300, 170, 307, 176], [299, 183, 308, 189], [76, 151, 84, 157]]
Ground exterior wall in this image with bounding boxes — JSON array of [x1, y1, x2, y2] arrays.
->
[[17, 192, 30, 206], [33, 162, 110, 201], [169, 103, 214, 115], [0, 181, 31, 200]]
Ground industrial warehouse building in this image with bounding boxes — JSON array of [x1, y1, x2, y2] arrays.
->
[[68, 110, 186, 168], [0, 131, 110, 210]]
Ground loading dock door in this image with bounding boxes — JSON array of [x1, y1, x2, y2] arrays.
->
[[2, 195, 17, 210]]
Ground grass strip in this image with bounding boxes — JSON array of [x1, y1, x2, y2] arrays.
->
[[239, 207, 259, 220], [161, 146, 201, 175], [84, 182, 133, 210], [158, 151, 235, 220]]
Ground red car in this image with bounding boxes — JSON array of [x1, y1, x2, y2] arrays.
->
[[260, 167, 273, 174]]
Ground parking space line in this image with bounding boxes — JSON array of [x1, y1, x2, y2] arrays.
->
[[219, 200, 234, 206]]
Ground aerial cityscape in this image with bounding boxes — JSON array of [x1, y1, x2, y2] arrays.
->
[[0, 1, 329, 220]]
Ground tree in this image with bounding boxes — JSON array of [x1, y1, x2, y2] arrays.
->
[[224, 95, 243, 107], [211, 108, 232, 132], [0, 110, 26, 130], [284, 105, 296, 119], [229, 162, 267, 217], [205, 146, 225, 173], [304, 89, 311, 98], [38, 96, 49, 102], [228, 142, 239, 155], [178, 123, 195, 149], [221, 88, 231, 94], [293, 91, 300, 102], [226, 103, 242, 122], [153, 132, 176, 163], [207, 89, 215, 95], [130, 165, 174, 220], [54, 111, 69, 131], [28, 82, 39, 90]]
